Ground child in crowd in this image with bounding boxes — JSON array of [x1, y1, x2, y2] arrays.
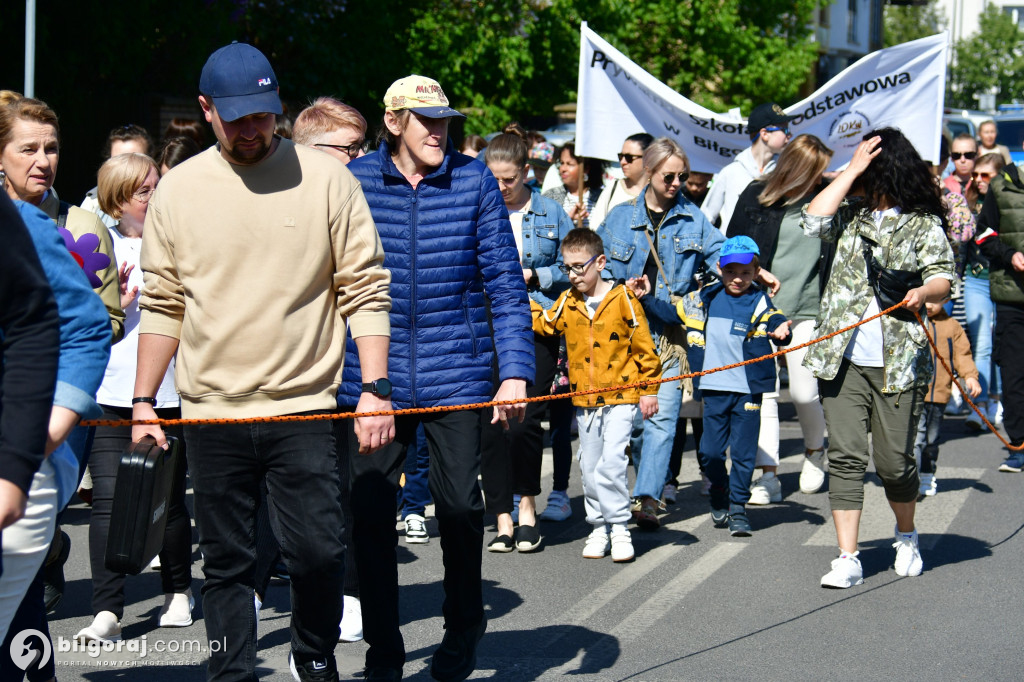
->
[[532, 228, 660, 562], [917, 297, 981, 494], [638, 236, 791, 535]]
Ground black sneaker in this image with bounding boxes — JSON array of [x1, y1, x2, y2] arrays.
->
[[728, 509, 752, 537], [362, 667, 403, 681], [289, 653, 339, 682], [429, 616, 486, 682], [43, 530, 71, 615]]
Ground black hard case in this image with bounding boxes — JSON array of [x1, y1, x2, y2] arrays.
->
[[104, 436, 180, 575]]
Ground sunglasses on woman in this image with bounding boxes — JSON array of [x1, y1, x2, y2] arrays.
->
[[972, 171, 994, 181], [617, 153, 642, 164], [660, 171, 689, 185], [950, 151, 977, 161]]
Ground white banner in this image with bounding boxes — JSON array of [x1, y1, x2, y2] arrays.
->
[[576, 24, 948, 173]]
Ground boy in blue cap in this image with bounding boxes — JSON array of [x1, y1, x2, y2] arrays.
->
[[639, 235, 791, 535]]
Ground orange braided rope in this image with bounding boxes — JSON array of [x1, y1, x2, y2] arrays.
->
[[913, 308, 1021, 451], [78, 299, 1010, 449]]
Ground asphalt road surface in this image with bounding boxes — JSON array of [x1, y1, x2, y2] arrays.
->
[[30, 402, 1024, 681]]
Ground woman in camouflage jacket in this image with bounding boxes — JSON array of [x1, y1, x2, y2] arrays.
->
[[801, 128, 956, 589]]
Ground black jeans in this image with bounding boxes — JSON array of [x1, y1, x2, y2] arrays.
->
[[344, 408, 485, 671], [89, 405, 192, 618], [184, 414, 344, 682], [995, 302, 1024, 447]]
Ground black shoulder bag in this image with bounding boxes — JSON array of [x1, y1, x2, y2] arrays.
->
[[861, 236, 923, 322]]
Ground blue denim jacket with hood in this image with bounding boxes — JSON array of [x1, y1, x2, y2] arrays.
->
[[17, 201, 111, 508]]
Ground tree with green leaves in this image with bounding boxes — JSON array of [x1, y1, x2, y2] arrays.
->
[[948, 5, 1024, 109], [883, 0, 945, 48]]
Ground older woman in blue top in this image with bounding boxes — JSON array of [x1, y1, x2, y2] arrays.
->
[[598, 137, 778, 529]]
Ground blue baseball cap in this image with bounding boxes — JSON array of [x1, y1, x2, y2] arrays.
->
[[719, 235, 760, 267], [199, 42, 283, 122]]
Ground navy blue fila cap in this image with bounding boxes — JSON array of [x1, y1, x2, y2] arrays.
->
[[199, 42, 282, 122]]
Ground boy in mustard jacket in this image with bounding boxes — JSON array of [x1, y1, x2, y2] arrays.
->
[[532, 228, 660, 562]]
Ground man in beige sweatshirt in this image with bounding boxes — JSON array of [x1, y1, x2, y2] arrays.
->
[[130, 43, 392, 682]]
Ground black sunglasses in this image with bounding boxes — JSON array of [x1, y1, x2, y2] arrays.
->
[[661, 171, 689, 185], [950, 151, 977, 161], [617, 153, 642, 164]]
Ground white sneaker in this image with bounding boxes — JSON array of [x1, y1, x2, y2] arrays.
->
[[158, 589, 195, 627], [748, 473, 781, 505], [76, 611, 122, 642], [699, 473, 712, 497], [919, 473, 937, 497], [149, 554, 162, 570], [339, 595, 363, 642], [965, 407, 985, 431], [820, 552, 863, 588], [893, 527, 923, 577], [661, 483, 678, 505], [800, 449, 827, 494], [609, 525, 634, 562], [582, 527, 610, 559], [404, 514, 429, 544], [988, 401, 1004, 428]]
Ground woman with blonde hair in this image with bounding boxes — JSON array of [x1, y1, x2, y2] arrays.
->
[[726, 134, 835, 503], [75, 153, 195, 643]]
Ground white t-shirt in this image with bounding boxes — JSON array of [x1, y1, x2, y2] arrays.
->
[[590, 179, 640, 228], [508, 196, 531, 258], [585, 287, 610, 319], [95, 227, 179, 408], [844, 207, 901, 368]]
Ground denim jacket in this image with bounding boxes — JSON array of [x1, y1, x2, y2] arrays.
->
[[521, 193, 573, 307], [596, 189, 724, 338]]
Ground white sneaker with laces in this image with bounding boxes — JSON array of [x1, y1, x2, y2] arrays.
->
[[76, 611, 122, 642], [800, 449, 827, 494], [609, 525, 634, 562], [919, 473, 937, 497], [893, 527, 923, 577], [820, 552, 863, 588], [748, 473, 781, 505], [339, 595, 363, 642], [661, 483, 678, 505], [404, 514, 429, 544], [159, 589, 195, 627], [582, 527, 610, 559]]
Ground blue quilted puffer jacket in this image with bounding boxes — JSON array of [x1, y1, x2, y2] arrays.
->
[[338, 142, 534, 409]]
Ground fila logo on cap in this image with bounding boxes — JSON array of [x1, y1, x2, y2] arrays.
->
[[258, 78, 272, 86]]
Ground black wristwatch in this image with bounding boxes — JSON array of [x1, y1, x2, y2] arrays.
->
[[361, 378, 393, 399]]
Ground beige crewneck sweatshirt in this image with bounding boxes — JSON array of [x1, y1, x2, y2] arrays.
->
[[139, 139, 391, 418]]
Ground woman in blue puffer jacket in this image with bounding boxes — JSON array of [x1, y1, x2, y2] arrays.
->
[[337, 76, 534, 682]]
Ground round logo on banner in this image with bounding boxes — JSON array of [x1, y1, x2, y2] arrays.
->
[[828, 111, 871, 150], [9, 629, 51, 671]]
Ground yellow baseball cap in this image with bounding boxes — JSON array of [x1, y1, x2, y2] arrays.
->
[[383, 75, 465, 119]]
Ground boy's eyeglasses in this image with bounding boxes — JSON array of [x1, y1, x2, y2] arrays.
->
[[950, 151, 977, 161], [557, 254, 598, 275], [314, 139, 366, 158], [661, 171, 689, 185]]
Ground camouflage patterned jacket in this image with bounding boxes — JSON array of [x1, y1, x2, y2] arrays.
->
[[801, 203, 955, 393]]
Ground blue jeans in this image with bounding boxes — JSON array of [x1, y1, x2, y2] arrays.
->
[[700, 391, 762, 507], [401, 423, 432, 519], [914, 402, 945, 474], [184, 414, 344, 681], [631, 359, 683, 500], [964, 275, 1001, 398]]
